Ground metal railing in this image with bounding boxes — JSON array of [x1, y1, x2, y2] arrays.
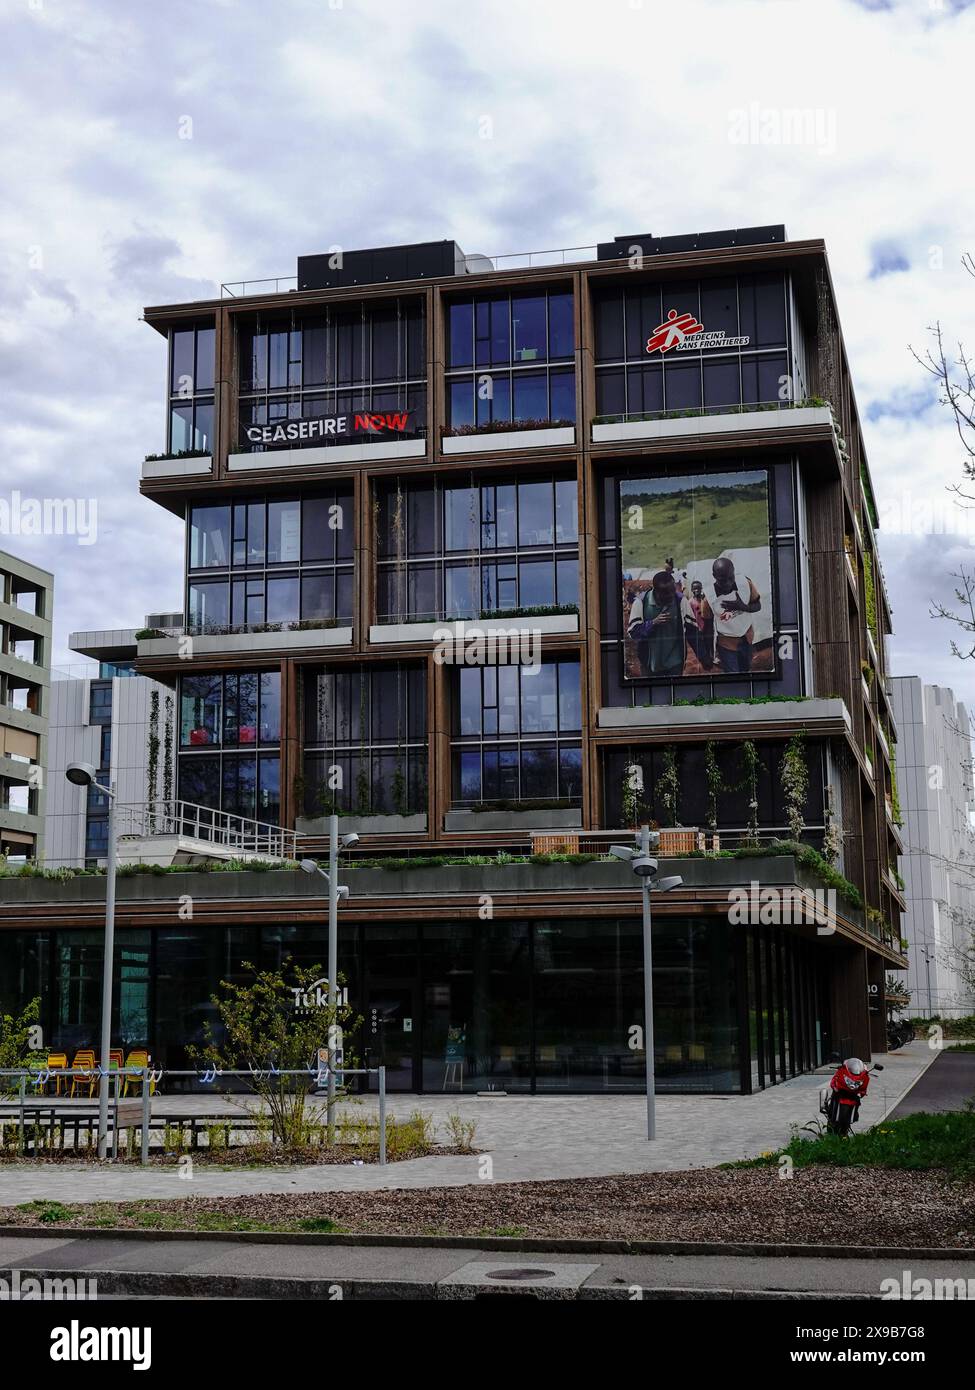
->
[[0, 1065, 388, 1165], [219, 244, 603, 298], [115, 798, 298, 862]]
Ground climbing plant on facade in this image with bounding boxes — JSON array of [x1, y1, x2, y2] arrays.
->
[[780, 734, 809, 842]]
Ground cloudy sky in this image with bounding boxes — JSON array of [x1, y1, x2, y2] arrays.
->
[[2, 0, 974, 703]]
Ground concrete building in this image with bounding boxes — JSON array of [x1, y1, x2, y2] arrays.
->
[[890, 676, 975, 1018], [45, 626, 175, 869], [0, 549, 53, 861]]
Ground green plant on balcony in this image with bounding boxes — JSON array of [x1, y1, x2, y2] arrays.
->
[[863, 549, 879, 642], [442, 417, 573, 438], [889, 752, 903, 827], [144, 448, 210, 462], [860, 659, 874, 686], [736, 740, 761, 846]]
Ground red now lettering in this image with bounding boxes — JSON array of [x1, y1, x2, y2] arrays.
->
[[386, 412, 409, 431]]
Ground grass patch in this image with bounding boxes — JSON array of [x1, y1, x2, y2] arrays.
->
[[735, 1108, 975, 1181]]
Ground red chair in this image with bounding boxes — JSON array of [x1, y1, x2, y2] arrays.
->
[[189, 727, 210, 746]]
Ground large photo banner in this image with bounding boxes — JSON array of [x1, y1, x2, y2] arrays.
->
[[620, 469, 774, 680]]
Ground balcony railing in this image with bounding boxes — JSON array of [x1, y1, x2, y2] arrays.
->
[[115, 798, 298, 862]]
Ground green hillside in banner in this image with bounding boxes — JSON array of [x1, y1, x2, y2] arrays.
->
[[622, 479, 768, 569]]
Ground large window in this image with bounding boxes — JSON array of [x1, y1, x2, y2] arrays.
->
[[186, 491, 353, 633], [592, 273, 791, 419], [178, 671, 281, 823], [445, 289, 575, 429], [451, 658, 582, 806], [603, 740, 826, 841], [376, 474, 578, 622], [168, 322, 215, 454], [237, 299, 426, 450], [302, 664, 427, 818]]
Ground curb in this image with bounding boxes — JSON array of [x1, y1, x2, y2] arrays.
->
[[1, 1224, 973, 1260], [0, 1265, 889, 1301]]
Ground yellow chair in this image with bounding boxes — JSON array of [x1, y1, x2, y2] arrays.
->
[[46, 1053, 68, 1096], [123, 1050, 156, 1096], [69, 1049, 97, 1098]]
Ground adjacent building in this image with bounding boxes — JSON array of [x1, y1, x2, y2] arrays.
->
[[0, 227, 908, 1091], [890, 677, 975, 1018], [45, 623, 176, 869], [0, 549, 53, 861]]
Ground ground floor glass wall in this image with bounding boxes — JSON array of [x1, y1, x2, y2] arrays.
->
[[0, 916, 831, 1094]]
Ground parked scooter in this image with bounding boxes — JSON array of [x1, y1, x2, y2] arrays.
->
[[887, 1017, 915, 1050], [820, 1057, 884, 1137]]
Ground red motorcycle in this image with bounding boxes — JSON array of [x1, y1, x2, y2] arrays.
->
[[821, 1057, 884, 1137]]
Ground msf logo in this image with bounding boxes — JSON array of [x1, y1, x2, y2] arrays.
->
[[646, 309, 704, 354]]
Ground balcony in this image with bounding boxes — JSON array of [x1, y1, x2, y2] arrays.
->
[[597, 696, 851, 738], [441, 423, 576, 455], [228, 438, 426, 472], [369, 609, 580, 646], [137, 620, 353, 660], [142, 452, 213, 480], [591, 401, 833, 446]]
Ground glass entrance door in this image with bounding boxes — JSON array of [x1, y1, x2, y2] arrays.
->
[[366, 983, 418, 1091]]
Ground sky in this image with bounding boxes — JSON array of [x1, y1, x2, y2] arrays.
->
[[1, 0, 974, 707]]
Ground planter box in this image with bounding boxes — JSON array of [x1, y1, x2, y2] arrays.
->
[[369, 612, 579, 644], [598, 698, 850, 732], [444, 807, 582, 832], [142, 455, 212, 480], [138, 626, 352, 658], [591, 406, 832, 445], [441, 427, 575, 455], [228, 439, 426, 471], [296, 813, 428, 836]]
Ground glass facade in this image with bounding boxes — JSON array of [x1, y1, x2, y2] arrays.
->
[[178, 671, 281, 822], [592, 272, 791, 419], [186, 491, 353, 633], [603, 740, 827, 841], [302, 663, 427, 817], [168, 323, 215, 454], [237, 299, 426, 450], [446, 289, 575, 428], [0, 917, 829, 1093], [452, 658, 582, 806], [376, 473, 579, 622]]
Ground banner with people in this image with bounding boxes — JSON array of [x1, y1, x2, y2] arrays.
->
[[620, 469, 774, 680]]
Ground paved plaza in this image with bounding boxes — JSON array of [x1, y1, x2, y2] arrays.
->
[[0, 1044, 938, 1206]]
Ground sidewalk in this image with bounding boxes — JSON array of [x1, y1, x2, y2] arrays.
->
[[0, 1230, 971, 1300], [0, 1043, 937, 1205]]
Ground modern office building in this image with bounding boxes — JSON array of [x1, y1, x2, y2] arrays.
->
[[0, 549, 53, 861], [890, 677, 975, 1018], [0, 228, 908, 1091], [45, 624, 177, 869]]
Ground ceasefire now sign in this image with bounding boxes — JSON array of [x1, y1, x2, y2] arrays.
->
[[244, 411, 414, 447]]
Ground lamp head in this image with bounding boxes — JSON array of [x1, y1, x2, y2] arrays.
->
[[65, 761, 97, 788], [299, 859, 321, 875], [655, 875, 683, 893], [631, 854, 659, 878], [340, 832, 360, 849], [609, 844, 636, 863], [336, 884, 350, 900]]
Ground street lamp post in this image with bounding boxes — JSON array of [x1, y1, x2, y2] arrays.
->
[[65, 761, 116, 1160], [610, 826, 683, 1142], [301, 815, 358, 1143]]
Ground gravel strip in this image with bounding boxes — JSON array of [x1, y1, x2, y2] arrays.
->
[[4, 1167, 973, 1246]]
